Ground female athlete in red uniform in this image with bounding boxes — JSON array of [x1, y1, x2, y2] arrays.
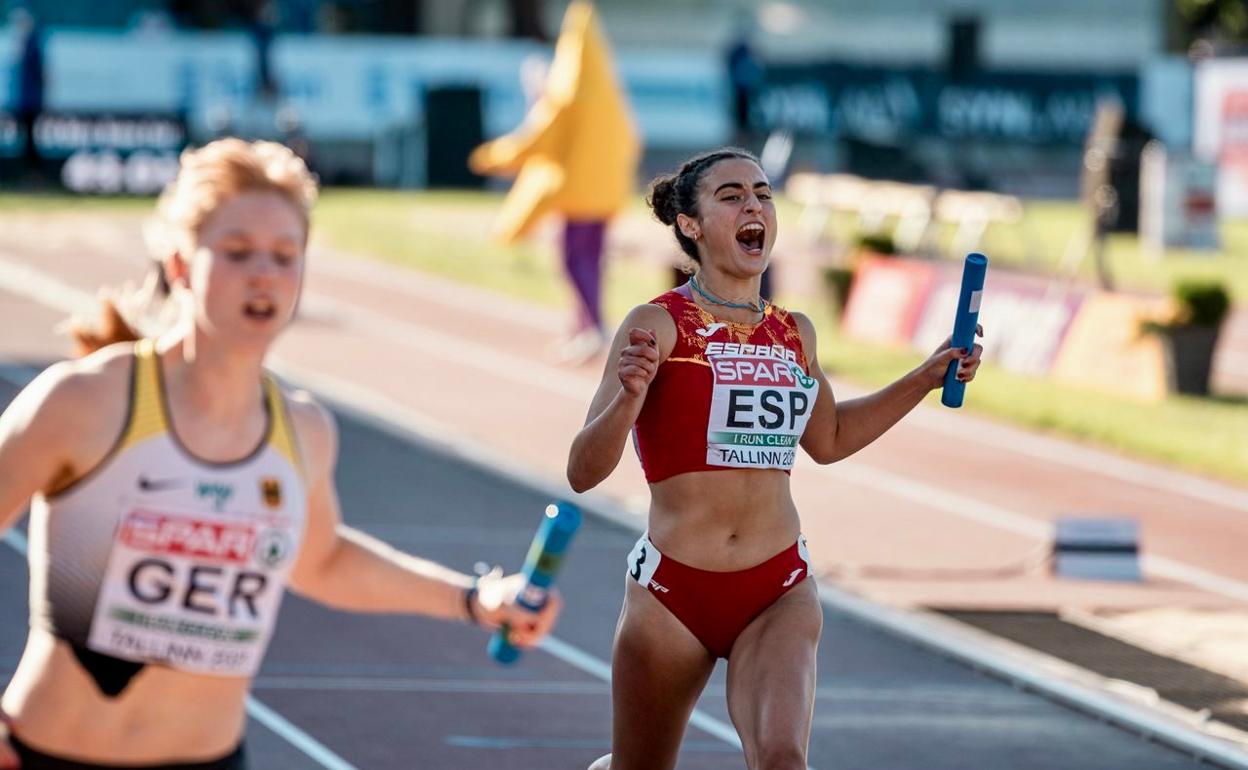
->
[[0, 138, 561, 769], [570, 148, 983, 770]]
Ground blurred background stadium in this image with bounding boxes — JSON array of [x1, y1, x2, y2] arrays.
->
[[3, 0, 1243, 480], [2, 3, 1248, 767]]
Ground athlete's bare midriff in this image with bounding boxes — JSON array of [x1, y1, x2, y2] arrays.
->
[[2, 628, 249, 763], [646, 468, 800, 570]]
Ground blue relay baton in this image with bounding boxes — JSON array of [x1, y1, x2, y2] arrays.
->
[[488, 502, 582, 665], [941, 253, 989, 408]]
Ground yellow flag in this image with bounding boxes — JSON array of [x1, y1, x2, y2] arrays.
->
[[469, 1, 640, 243]]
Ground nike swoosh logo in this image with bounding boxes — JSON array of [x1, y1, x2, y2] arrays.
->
[[782, 568, 804, 587], [137, 476, 184, 492], [695, 323, 727, 337]]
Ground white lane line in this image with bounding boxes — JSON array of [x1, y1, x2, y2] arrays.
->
[[0, 370, 358, 770], [540, 636, 745, 750], [537, 635, 612, 681], [253, 675, 1020, 705], [243, 697, 357, 770], [815, 460, 1248, 605], [1138, 558, 1248, 607], [298, 293, 598, 401], [0, 254, 93, 314], [254, 675, 610, 695], [309, 248, 565, 333], [264, 357, 650, 530], [899, 403, 1248, 515], [819, 461, 1050, 539]]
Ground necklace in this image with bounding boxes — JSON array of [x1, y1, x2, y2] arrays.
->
[[689, 275, 766, 314]]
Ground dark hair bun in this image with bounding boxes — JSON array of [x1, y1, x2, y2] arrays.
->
[[647, 175, 680, 225]]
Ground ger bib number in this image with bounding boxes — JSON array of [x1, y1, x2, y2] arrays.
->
[[87, 508, 294, 677], [706, 352, 818, 469]]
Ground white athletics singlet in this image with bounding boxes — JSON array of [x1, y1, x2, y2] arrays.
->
[[26, 340, 307, 678]]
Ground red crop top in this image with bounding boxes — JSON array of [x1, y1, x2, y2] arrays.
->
[[633, 285, 819, 483]]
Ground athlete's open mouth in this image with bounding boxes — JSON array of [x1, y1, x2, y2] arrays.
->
[[243, 299, 276, 321], [735, 222, 765, 254]]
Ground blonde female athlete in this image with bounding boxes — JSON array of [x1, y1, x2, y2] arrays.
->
[[0, 138, 561, 769], [570, 148, 983, 770]]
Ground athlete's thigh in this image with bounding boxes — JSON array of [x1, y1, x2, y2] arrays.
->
[[609, 577, 716, 770], [725, 579, 822, 768]]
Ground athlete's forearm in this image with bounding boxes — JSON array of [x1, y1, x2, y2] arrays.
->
[[821, 369, 929, 462], [301, 526, 473, 620], [567, 389, 645, 492]]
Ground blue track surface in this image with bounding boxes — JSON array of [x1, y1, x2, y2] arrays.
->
[[0, 375, 1215, 769]]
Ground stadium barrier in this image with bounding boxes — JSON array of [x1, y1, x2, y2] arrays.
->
[[840, 254, 1171, 401]]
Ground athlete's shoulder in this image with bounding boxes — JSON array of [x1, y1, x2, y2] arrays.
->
[[281, 388, 336, 443], [0, 342, 133, 455], [64, 339, 134, 378], [785, 309, 816, 337], [620, 301, 677, 338], [765, 301, 805, 332], [646, 287, 687, 308], [281, 387, 338, 478], [626, 300, 675, 325], [28, 342, 133, 415], [610, 302, 679, 359], [781, 310, 818, 368]]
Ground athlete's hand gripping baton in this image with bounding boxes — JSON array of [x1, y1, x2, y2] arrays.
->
[[489, 502, 582, 665], [941, 253, 988, 408]]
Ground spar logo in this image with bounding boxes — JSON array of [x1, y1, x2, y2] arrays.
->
[[711, 357, 816, 390], [122, 511, 256, 564], [118, 511, 276, 623]]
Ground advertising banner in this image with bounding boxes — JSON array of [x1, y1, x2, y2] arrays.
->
[[840, 256, 937, 345], [1194, 58, 1248, 217], [911, 265, 1086, 377], [1139, 144, 1219, 255], [1049, 292, 1167, 402], [753, 62, 1138, 146], [841, 256, 1176, 400], [23, 31, 727, 148], [0, 111, 186, 194]]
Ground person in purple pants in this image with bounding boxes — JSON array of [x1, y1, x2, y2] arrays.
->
[[468, 2, 640, 365], [562, 219, 608, 356]]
